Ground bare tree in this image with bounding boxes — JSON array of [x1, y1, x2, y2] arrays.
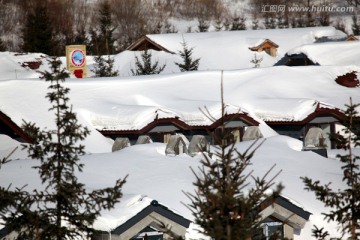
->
[[0, 0, 23, 51], [347, 0, 360, 6], [111, 0, 158, 51]]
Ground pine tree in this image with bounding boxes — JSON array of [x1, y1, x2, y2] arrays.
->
[[352, 14, 360, 36], [175, 39, 200, 72], [3, 57, 127, 239], [239, 16, 247, 30], [197, 18, 210, 32], [89, 0, 116, 55], [231, 15, 246, 30], [88, 1, 118, 78], [215, 19, 223, 31], [184, 74, 283, 240], [347, 0, 360, 7], [0, 38, 6, 51], [0, 149, 37, 239], [264, 17, 276, 29], [21, 2, 55, 55], [74, 29, 88, 46], [252, 19, 259, 30], [131, 50, 166, 76], [223, 18, 231, 30], [92, 55, 119, 77], [302, 98, 360, 240], [164, 21, 177, 33], [277, 15, 286, 29], [319, 12, 331, 26]]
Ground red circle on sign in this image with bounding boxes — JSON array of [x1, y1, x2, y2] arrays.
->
[[71, 49, 85, 67]]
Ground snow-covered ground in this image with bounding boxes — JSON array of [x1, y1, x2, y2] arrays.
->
[[0, 132, 355, 239], [287, 40, 360, 66], [1, 27, 360, 239]]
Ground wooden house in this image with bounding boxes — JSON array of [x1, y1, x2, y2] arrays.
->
[[315, 34, 359, 42], [99, 111, 260, 146], [275, 40, 360, 67], [346, 35, 359, 41], [258, 195, 311, 239], [92, 200, 191, 240], [1, 194, 309, 240], [89, 195, 311, 240], [122, 27, 346, 73], [0, 198, 191, 240], [99, 117, 189, 144], [265, 102, 345, 149], [274, 53, 317, 66], [126, 36, 175, 54], [248, 39, 279, 57]]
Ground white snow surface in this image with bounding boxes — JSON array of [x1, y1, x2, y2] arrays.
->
[[110, 26, 346, 76], [287, 40, 360, 66], [0, 26, 360, 239], [1, 65, 359, 149], [0, 135, 355, 239]]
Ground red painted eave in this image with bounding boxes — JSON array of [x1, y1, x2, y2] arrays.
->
[[98, 113, 259, 135], [126, 35, 175, 54], [265, 106, 346, 125], [0, 111, 34, 144]]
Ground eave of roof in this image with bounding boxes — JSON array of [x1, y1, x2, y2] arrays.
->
[[0, 111, 33, 144], [260, 195, 311, 221], [126, 36, 175, 54], [249, 39, 279, 51], [112, 201, 191, 235], [98, 113, 259, 135], [263, 103, 345, 125]]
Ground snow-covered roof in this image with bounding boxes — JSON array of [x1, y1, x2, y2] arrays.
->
[[1, 65, 359, 153], [93, 194, 191, 233], [286, 40, 360, 66], [248, 38, 279, 50], [113, 27, 346, 76], [255, 99, 344, 123], [0, 52, 48, 80]]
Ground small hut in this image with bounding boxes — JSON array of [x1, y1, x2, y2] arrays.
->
[[135, 135, 153, 145], [165, 135, 188, 156], [188, 135, 210, 157], [243, 126, 263, 141], [248, 39, 279, 57], [112, 137, 131, 152]]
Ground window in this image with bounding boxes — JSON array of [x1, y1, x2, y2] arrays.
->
[[260, 222, 283, 240]]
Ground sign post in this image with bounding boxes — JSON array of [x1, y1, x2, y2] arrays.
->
[[66, 45, 87, 78]]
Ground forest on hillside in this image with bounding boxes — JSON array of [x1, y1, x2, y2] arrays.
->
[[0, 0, 359, 56]]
